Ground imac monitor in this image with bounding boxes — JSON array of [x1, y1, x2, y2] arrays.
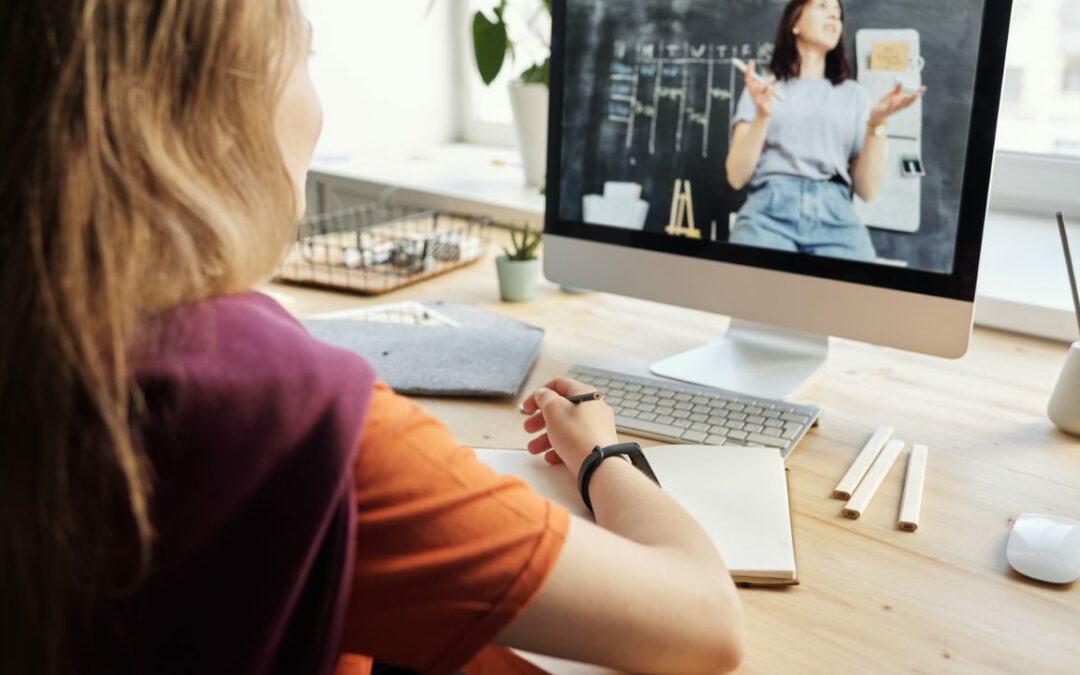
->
[[544, 0, 1012, 398]]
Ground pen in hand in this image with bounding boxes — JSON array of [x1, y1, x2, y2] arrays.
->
[[519, 389, 603, 413], [565, 391, 603, 404]]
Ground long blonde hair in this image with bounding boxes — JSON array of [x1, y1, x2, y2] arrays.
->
[[0, 1, 303, 671]]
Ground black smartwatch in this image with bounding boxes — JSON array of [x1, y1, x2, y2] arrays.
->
[[577, 442, 661, 513]]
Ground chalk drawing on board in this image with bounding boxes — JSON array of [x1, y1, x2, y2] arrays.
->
[[604, 40, 773, 162]]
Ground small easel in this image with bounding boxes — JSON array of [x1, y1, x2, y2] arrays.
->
[[664, 179, 703, 240]]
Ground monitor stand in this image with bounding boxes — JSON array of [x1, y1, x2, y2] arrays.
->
[[650, 320, 828, 400]]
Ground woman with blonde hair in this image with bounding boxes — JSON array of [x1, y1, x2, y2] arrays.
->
[[0, 2, 744, 673]]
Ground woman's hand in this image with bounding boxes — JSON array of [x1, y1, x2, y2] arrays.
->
[[868, 83, 926, 128], [744, 60, 776, 118], [521, 377, 619, 477]]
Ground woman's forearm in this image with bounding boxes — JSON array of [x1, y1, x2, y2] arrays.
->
[[588, 458, 726, 560], [852, 125, 888, 201], [726, 116, 770, 190]]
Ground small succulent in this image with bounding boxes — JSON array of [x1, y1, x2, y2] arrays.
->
[[503, 223, 542, 261]]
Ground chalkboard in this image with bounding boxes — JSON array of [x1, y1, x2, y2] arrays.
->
[[556, 0, 988, 273]]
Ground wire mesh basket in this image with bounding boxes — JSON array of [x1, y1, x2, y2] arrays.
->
[[276, 201, 490, 295]]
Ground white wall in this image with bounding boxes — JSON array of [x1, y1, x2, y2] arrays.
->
[[306, 1, 461, 158]]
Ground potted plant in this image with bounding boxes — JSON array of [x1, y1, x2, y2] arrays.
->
[[470, 1, 551, 188], [496, 223, 543, 301]]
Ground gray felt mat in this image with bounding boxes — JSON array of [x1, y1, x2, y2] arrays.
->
[[303, 301, 544, 397]]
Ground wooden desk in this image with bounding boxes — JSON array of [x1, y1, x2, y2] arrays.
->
[[270, 240, 1079, 674]]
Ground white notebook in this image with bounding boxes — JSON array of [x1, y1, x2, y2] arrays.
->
[[474, 445, 798, 586]]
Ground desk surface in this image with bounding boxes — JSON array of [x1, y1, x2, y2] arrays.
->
[[269, 236, 1079, 674]]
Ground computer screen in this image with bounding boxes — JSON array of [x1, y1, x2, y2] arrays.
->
[[550, 0, 1007, 292]]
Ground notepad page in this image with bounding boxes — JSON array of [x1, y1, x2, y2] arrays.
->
[[642, 445, 795, 580], [473, 445, 795, 582]]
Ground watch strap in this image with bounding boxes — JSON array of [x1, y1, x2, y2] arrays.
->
[[577, 442, 661, 513]]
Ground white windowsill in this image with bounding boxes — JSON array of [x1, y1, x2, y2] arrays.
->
[[309, 143, 1078, 344]]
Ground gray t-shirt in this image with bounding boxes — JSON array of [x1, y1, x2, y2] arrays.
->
[[732, 78, 872, 187]]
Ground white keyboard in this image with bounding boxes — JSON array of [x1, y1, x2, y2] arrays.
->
[[566, 365, 821, 460]]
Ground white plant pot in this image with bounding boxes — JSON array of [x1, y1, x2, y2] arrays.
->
[[508, 81, 549, 188]]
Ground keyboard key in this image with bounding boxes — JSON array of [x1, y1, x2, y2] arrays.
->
[[691, 396, 710, 405], [672, 410, 691, 419], [621, 409, 640, 419], [709, 426, 730, 435], [655, 406, 674, 416], [746, 406, 764, 415], [637, 403, 656, 413], [782, 429, 800, 440], [747, 415, 765, 425], [707, 413, 729, 424], [626, 383, 642, 392], [782, 413, 810, 424], [726, 421, 745, 431], [674, 419, 693, 429], [621, 400, 639, 410], [641, 395, 659, 404], [655, 415, 675, 425], [706, 434, 729, 445], [691, 422, 710, 432], [763, 427, 782, 437], [764, 419, 784, 429], [638, 412, 657, 422], [693, 405, 711, 414], [674, 393, 692, 402], [727, 403, 746, 412], [728, 430, 749, 441], [762, 410, 781, 419], [746, 433, 788, 449], [728, 412, 748, 422], [625, 392, 643, 401], [675, 401, 693, 411], [690, 413, 708, 423], [744, 423, 764, 434], [615, 416, 684, 439], [682, 430, 708, 443]]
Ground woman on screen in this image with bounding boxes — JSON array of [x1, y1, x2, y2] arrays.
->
[[725, 0, 923, 261]]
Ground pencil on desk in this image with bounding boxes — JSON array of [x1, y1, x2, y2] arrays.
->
[[843, 439, 905, 519], [898, 444, 929, 532], [833, 426, 893, 500]]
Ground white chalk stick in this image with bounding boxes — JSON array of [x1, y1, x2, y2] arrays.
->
[[898, 444, 929, 532], [843, 439, 906, 519], [833, 426, 894, 500], [731, 58, 785, 101]]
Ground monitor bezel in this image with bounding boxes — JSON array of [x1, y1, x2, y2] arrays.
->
[[544, 0, 1013, 302]]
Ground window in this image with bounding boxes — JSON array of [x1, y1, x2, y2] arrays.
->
[[1003, 66, 1025, 103], [460, 0, 551, 145], [1064, 59, 1080, 93]]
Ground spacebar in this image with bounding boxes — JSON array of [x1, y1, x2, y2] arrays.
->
[[615, 416, 685, 439]]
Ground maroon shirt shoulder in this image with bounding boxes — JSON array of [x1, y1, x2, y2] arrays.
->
[[100, 292, 375, 675]]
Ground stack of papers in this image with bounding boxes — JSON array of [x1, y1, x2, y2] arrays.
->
[[583, 182, 650, 230]]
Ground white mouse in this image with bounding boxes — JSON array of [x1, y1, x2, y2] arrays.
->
[[1006, 513, 1080, 584]]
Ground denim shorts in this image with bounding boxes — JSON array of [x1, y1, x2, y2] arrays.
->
[[729, 176, 877, 262]]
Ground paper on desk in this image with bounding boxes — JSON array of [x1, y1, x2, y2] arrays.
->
[[474, 445, 797, 584]]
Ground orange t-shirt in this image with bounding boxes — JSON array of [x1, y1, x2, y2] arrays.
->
[[333, 382, 570, 675]]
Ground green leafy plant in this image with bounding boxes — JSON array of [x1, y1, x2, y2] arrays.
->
[[503, 223, 542, 261], [459, 0, 552, 87]]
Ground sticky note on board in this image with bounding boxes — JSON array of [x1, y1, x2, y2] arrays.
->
[[870, 41, 910, 72]]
